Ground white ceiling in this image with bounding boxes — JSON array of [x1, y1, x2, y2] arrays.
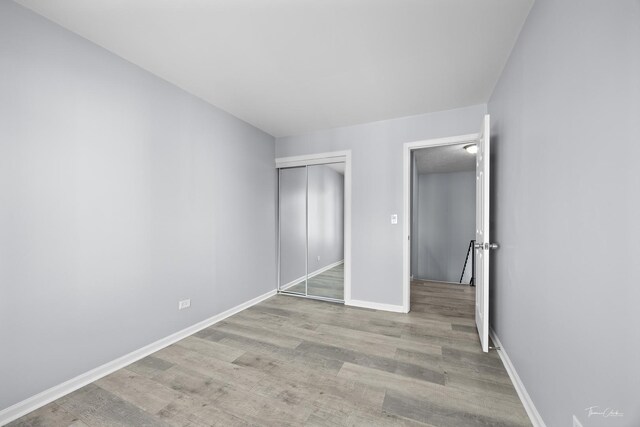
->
[[15, 0, 533, 137], [414, 143, 476, 174]]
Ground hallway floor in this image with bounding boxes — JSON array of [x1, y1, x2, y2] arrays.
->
[[10, 280, 530, 426]]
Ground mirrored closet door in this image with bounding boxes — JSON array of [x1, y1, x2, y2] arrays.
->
[[278, 163, 345, 302], [278, 166, 308, 296]]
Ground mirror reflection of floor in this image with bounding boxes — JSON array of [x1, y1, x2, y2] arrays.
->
[[285, 263, 344, 300]]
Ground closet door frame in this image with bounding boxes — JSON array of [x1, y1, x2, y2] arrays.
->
[[276, 150, 352, 304]]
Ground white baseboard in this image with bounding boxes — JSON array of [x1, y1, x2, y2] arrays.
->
[[0, 289, 277, 426], [346, 299, 407, 313], [413, 277, 466, 286], [490, 328, 546, 427], [280, 260, 344, 291]]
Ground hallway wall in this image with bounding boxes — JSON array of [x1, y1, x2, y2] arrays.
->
[[413, 171, 475, 283]]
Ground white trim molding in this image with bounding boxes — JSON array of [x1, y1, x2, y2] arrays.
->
[[275, 150, 351, 168], [0, 289, 277, 426], [402, 133, 478, 313], [275, 150, 352, 305], [490, 328, 547, 427], [346, 299, 406, 313]]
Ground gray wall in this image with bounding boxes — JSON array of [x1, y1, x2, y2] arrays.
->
[[307, 165, 344, 272], [414, 171, 475, 283], [276, 104, 486, 305], [278, 167, 307, 287], [0, 1, 276, 411], [279, 165, 344, 287], [488, 0, 640, 425]]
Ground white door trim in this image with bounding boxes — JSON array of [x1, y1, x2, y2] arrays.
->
[[402, 134, 478, 312], [275, 150, 352, 304], [275, 150, 351, 168]]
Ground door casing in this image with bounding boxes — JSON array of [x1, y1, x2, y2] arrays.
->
[[402, 134, 479, 313]]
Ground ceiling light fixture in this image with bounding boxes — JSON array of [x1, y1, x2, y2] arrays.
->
[[464, 144, 478, 154]]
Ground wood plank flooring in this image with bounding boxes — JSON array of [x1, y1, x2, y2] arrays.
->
[[9, 280, 531, 426]]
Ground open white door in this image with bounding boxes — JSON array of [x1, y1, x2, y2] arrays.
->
[[475, 114, 493, 352]]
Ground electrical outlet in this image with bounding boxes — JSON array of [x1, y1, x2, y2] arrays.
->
[[391, 214, 398, 224], [178, 299, 191, 310]]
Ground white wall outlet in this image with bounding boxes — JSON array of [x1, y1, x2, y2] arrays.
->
[[391, 214, 398, 224], [178, 299, 191, 310]]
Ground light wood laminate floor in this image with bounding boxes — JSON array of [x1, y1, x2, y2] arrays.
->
[[9, 280, 531, 426]]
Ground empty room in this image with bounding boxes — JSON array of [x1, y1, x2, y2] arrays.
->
[[0, 1, 638, 426]]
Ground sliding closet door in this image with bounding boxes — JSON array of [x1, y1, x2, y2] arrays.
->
[[306, 164, 345, 300], [278, 167, 307, 295]]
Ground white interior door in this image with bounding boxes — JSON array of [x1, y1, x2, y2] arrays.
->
[[475, 114, 491, 352]]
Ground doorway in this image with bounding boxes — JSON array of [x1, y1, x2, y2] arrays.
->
[[403, 114, 493, 352], [276, 151, 352, 304], [411, 143, 476, 285]]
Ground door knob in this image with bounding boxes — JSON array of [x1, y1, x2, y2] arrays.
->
[[474, 242, 499, 250]]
